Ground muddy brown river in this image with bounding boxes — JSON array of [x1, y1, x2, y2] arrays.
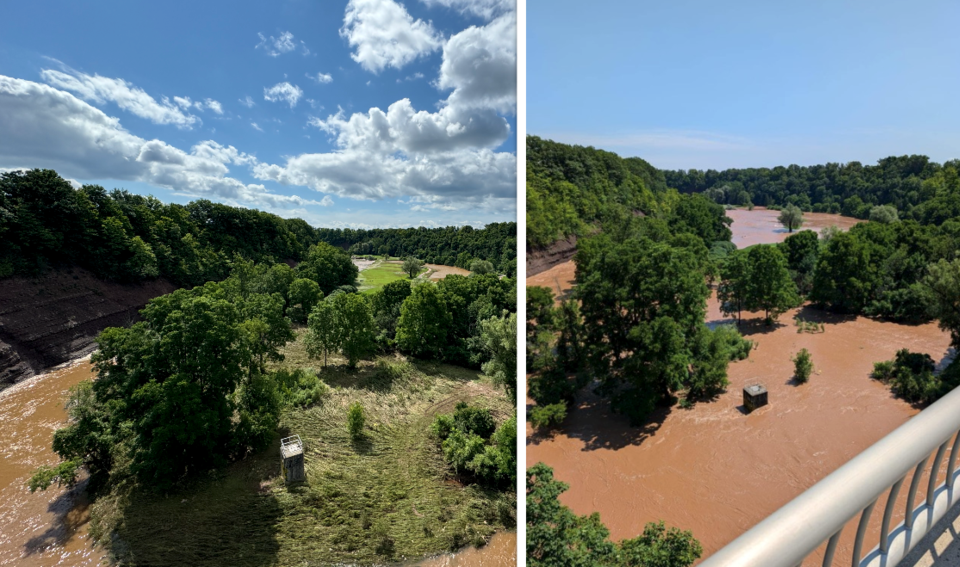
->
[[0, 359, 102, 567], [526, 208, 951, 564], [0, 358, 516, 566]]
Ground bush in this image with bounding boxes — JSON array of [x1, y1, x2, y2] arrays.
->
[[871, 360, 895, 381], [452, 402, 496, 438], [889, 349, 937, 403], [793, 348, 813, 383], [431, 414, 456, 440], [347, 402, 365, 438], [275, 368, 329, 408], [530, 403, 567, 430]]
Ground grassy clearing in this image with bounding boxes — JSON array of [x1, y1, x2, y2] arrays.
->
[[357, 261, 426, 294], [89, 329, 515, 566]]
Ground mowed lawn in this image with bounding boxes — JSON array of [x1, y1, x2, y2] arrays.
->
[[357, 262, 423, 293]]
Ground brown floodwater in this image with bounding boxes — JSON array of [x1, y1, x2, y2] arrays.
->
[[415, 532, 517, 567], [0, 358, 104, 567], [726, 207, 861, 248], [0, 358, 517, 567], [527, 294, 952, 563], [526, 207, 952, 563]]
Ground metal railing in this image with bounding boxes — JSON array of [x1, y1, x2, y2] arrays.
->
[[699, 384, 960, 567]]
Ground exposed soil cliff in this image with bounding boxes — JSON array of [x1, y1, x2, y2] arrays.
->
[[526, 235, 577, 277], [0, 268, 175, 389]]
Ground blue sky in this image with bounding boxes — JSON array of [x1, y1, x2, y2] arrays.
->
[[528, 0, 960, 171], [0, 0, 516, 228]]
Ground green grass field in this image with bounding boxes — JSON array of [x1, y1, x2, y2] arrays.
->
[[89, 330, 515, 566], [357, 262, 426, 294]]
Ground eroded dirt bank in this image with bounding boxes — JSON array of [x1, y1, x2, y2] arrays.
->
[[0, 268, 175, 389], [526, 236, 577, 277]]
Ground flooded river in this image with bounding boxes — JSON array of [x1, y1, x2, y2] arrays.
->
[[726, 207, 860, 248], [0, 359, 103, 567], [526, 208, 951, 564]]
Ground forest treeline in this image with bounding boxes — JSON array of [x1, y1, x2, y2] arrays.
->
[[0, 168, 516, 284], [316, 223, 517, 276], [663, 155, 960, 220], [527, 135, 731, 248]]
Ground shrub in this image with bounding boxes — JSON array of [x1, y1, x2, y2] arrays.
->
[[347, 401, 365, 438], [889, 349, 937, 403], [793, 348, 813, 383], [431, 414, 455, 440], [530, 403, 567, 430], [871, 360, 895, 381], [452, 402, 496, 438], [274, 368, 329, 408]]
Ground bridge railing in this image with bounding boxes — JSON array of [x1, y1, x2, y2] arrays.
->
[[699, 384, 960, 567]]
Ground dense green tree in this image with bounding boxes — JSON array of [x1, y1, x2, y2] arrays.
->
[[575, 234, 716, 422], [810, 231, 878, 312], [717, 250, 749, 322], [744, 245, 799, 323], [331, 293, 376, 368], [924, 258, 960, 348], [402, 256, 425, 278], [305, 300, 339, 368], [287, 278, 322, 323], [297, 242, 359, 295], [470, 258, 495, 274], [478, 312, 518, 400], [778, 204, 804, 232], [870, 205, 900, 223], [370, 279, 412, 347], [396, 283, 452, 359], [779, 230, 820, 295]]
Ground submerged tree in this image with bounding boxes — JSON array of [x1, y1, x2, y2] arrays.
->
[[778, 204, 804, 232]]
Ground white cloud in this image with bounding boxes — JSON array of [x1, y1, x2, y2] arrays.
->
[[438, 13, 516, 114], [239, 95, 256, 108], [310, 72, 334, 84], [251, 122, 264, 132], [40, 66, 200, 129], [203, 98, 224, 114], [256, 31, 297, 57], [0, 75, 328, 210], [320, 195, 334, 206], [340, 0, 442, 73], [420, 0, 513, 21], [263, 82, 303, 108]]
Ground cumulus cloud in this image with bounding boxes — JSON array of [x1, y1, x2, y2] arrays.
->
[[263, 82, 303, 108], [438, 13, 516, 114], [247, 1, 517, 214], [420, 0, 514, 21], [0, 75, 325, 210], [310, 72, 334, 84], [340, 0, 442, 73], [40, 67, 200, 129], [256, 31, 297, 57], [239, 95, 256, 108]]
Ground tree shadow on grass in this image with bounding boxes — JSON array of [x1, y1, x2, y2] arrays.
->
[[106, 447, 284, 567]]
